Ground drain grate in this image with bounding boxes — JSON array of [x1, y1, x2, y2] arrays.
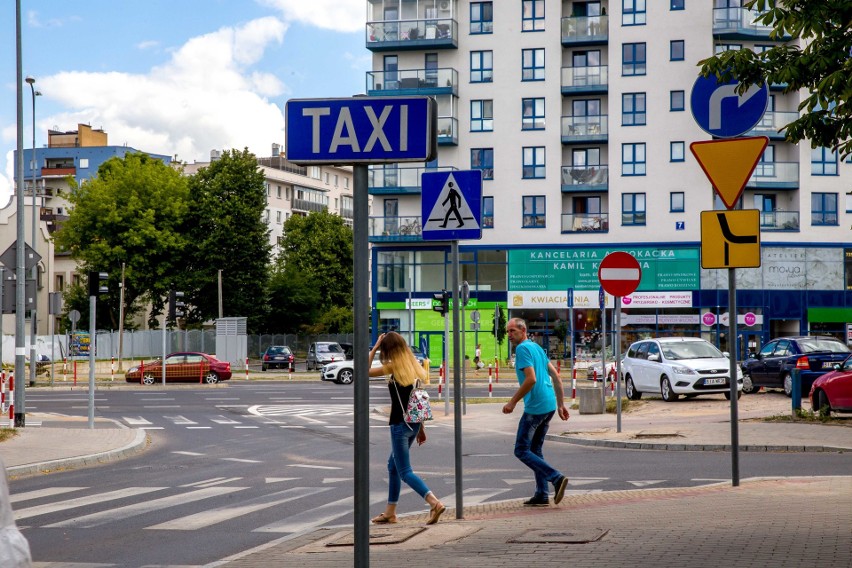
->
[[325, 526, 427, 547], [509, 528, 609, 544]]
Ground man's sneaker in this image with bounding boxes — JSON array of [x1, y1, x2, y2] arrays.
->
[[553, 476, 569, 504], [523, 496, 549, 507]]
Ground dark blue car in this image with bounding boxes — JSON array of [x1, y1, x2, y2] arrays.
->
[[740, 336, 850, 397]]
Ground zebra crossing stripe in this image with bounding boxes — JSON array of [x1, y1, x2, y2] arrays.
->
[[9, 486, 87, 504], [15, 487, 166, 522]]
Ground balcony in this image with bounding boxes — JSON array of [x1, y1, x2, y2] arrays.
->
[[367, 68, 458, 97], [758, 210, 800, 231], [369, 165, 457, 195], [561, 213, 609, 233], [746, 162, 799, 189], [561, 115, 608, 144], [369, 215, 423, 243], [367, 18, 458, 51], [561, 15, 608, 46], [561, 165, 608, 192], [437, 117, 458, 145], [747, 111, 797, 140], [41, 166, 76, 178], [292, 198, 328, 213], [561, 65, 608, 95], [712, 8, 782, 40]]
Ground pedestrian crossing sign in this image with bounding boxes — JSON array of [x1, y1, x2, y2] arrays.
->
[[421, 170, 482, 241]]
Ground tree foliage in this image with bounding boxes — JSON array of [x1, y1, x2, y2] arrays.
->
[[53, 152, 189, 330], [698, 0, 852, 158], [264, 262, 323, 333], [184, 149, 271, 332]]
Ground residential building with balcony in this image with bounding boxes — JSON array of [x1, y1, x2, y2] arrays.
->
[[365, 0, 852, 364]]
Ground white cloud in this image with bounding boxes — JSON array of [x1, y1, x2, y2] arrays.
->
[[136, 40, 160, 50], [259, 0, 365, 33]]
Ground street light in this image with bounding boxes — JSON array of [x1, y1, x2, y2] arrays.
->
[[25, 75, 41, 387]]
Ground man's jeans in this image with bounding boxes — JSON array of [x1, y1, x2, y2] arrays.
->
[[387, 422, 431, 504], [514, 410, 561, 498]]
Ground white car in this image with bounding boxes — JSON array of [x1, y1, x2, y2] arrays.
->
[[321, 355, 386, 385], [621, 337, 743, 402]]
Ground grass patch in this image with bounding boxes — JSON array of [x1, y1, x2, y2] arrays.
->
[[567, 398, 640, 413], [0, 428, 19, 443], [761, 407, 850, 426]]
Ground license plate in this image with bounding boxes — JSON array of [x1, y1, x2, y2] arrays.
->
[[822, 362, 835, 369], [704, 377, 727, 386]]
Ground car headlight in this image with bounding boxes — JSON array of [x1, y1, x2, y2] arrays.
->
[[127, 366, 139, 373], [671, 365, 696, 375], [325, 363, 342, 372]]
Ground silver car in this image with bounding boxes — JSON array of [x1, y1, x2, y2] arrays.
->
[[306, 341, 346, 371]]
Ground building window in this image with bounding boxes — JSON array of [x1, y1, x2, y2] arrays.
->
[[276, 185, 282, 198], [622, 93, 646, 126], [276, 211, 282, 224], [522, 195, 546, 228], [670, 90, 685, 111], [522, 147, 546, 179], [622, 0, 646, 25], [670, 40, 685, 61], [483, 196, 494, 228], [79, 158, 89, 168], [522, 48, 545, 81], [622, 143, 646, 176], [622, 43, 646, 76], [811, 147, 838, 175], [471, 100, 494, 132], [670, 141, 685, 162], [522, 0, 545, 31], [671, 0, 684, 9], [471, 50, 493, 83], [522, 98, 545, 130], [471, 2, 493, 34], [812, 193, 838, 226], [471, 148, 494, 180], [670, 192, 685, 212], [622, 193, 646, 225]]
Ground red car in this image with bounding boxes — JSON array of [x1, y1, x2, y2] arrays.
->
[[125, 352, 232, 385], [809, 354, 852, 414]]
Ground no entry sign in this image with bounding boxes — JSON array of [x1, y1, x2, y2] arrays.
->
[[598, 252, 642, 297]]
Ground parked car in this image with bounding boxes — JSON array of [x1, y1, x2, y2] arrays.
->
[[621, 337, 743, 402], [338, 342, 354, 360], [809, 354, 852, 414], [262, 345, 294, 371], [740, 336, 850, 397], [125, 352, 232, 385], [306, 341, 346, 370], [321, 356, 386, 384]]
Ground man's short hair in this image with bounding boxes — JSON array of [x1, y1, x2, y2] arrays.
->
[[509, 317, 527, 332]]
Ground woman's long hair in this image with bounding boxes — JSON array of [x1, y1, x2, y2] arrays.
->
[[379, 332, 427, 387]]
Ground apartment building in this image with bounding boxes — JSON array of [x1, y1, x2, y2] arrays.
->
[[364, 0, 852, 363]]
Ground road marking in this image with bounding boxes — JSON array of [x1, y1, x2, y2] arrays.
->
[[186, 426, 212, 429], [165, 415, 197, 425], [289, 464, 342, 470], [253, 496, 354, 534], [139, 426, 165, 430], [234, 426, 259, 429], [173, 451, 204, 457], [626, 480, 666, 487], [123, 417, 153, 425], [15, 487, 166, 521], [265, 478, 301, 483], [210, 416, 241, 424], [9, 487, 87, 504], [222, 458, 262, 464]]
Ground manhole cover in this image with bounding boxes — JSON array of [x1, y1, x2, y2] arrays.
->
[[634, 430, 683, 439], [509, 528, 609, 544], [326, 526, 427, 547]]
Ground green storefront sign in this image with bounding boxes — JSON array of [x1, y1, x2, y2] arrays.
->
[[508, 246, 699, 291]]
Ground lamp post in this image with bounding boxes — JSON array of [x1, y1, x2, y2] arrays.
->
[[25, 76, 41, 387]]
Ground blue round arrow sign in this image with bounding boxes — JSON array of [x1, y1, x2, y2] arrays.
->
[[690, 75, 768, 138]]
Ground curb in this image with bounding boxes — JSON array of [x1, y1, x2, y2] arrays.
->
[[549, 434, 849, 453], [6, 429, 149, 478]]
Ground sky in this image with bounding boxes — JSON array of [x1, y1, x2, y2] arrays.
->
[[0, 0, 369, 205]]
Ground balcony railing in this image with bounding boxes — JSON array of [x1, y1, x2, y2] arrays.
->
[[746, 162, 799, 189], [758, 210, 800, 231], [747, 111, 797, 140], [367, 68, 458, 96], [561, 15, 608, 45], [292, 198, 328, 213], [41, 166, 75, 177], [561, 115, 608, 144], [712, 8, 777, 39], [561, 165, 608, 192], [367, 18, 458, 51], [368, 165, 457, 194], [369, 215, 423, 242], [561, 213, 609, 233], [561, 65, 608, 95], [437, 117, 459, 145]]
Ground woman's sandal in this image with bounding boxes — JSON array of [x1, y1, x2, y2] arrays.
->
[[426, 503, 446, 525], [371, 513, 398, 524]]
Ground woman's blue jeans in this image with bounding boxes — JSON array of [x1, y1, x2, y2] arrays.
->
[[387, 422, 431, 504], [514, 410, 561, 499]]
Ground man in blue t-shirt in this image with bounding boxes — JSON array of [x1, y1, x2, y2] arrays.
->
[[503, 318, 570, 506]]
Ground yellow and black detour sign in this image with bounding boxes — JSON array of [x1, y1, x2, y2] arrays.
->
[[700, 209, 761, 269]]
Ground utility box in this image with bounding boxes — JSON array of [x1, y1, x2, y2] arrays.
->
[[578, 386, 604, 414], [215, 317, 247, 368]]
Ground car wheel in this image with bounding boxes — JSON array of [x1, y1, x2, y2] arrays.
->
[[204, 372, 219, 384], [782, 373, 793, 397], [660, 376, 679, 402], [741, 373, 759, 394], [142, 373, 156, 386], [816, 390, 831, 416], [338, 369, 354, 385], [724, 390, 742, 400], [262, 364, 268, 372], [625, 376, 642, 400]]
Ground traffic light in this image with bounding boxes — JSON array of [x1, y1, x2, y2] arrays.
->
[[168, 288, 185, 321], [88, 272, 108, 297], [432, 289, 449, 316]]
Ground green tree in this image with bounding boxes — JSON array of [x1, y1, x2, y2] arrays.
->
[[698, 0, 852, 158], [490, 305, 507, 361], [53, 152, 189, 330], [264, 263, 323, 333], [184, 149, 271, 331]]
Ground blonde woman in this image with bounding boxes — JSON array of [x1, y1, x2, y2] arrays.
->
[[369, 332, 446, 525]]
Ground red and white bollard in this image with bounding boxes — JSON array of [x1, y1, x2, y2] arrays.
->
[[111, 357, 115, 381], [63, 357, 67, 382], [74, 360, 78, 386], [557, 359, 561, 374], [609, 366, 616, 396], [488, 375, 493, 398], [438, 364, 444, 395], [494, 363, 499, 383], [8, 374, 14, 428], [245, 358, 249, 380], [571, 368, 577, 403], [1, 370, 6, 415], [593, 368, 598, 386]]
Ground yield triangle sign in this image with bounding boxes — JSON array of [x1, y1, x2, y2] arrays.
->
[[690, 136, 768, 209]]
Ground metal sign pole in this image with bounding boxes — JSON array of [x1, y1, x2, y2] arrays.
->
[[616, 299, 622, 432], [451, 240, 463, 519], [88, 295, 96, 429], [601, 296, 607, 408], [729, 268, 740, 486]]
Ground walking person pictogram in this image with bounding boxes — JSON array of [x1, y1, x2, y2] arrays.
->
[[440, 182, 464, 228]]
